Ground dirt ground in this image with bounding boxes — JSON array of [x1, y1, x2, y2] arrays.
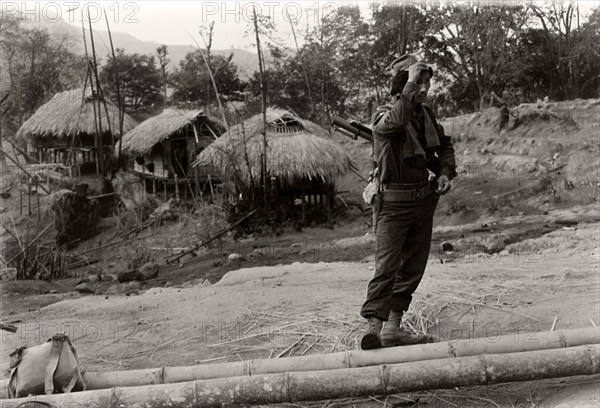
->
[[1, 210, 599, 407], [1, 99, 599, 407]]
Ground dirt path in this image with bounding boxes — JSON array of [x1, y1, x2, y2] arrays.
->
[[1, 219, 598, 407], [1, 99, 599, 406]]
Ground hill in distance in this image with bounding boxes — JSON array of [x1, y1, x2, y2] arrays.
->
[[25, 17, 260, 79]]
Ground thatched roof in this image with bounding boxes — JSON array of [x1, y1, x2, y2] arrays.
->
[[118, 109, 224, 155], [194, 107, 354, 184], [16, 88, 136, 140]]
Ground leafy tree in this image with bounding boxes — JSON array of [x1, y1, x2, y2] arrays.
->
[[529, 3, 576, 100], [171, 50, 244, 107], [99, 49, 163, 114], [247, 44, 348, 125], [574, 7, 600, 98], [423, 4, 530, 111], [170, 21, 245, 111], [317, 6, 374, 119], [247, 5, 369, 124], [527, 4, 600, 100], [368, 3, 431, 101], [0, 14, 85, 137]]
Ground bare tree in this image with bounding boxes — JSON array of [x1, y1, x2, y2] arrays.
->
[[530, 3, 577, 99], [156, 44, 170, 107], [252, 6, 269, 205]]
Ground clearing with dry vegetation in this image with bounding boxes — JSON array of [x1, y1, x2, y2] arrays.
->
[[1, 99, 599, 407]]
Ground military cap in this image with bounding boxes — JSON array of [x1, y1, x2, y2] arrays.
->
[[389, 53, 434, 77]]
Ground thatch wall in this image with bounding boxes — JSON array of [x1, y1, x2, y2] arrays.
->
[[194, 108, 353, 186], [15, 88, 136, 143], [118, 109, 225, 155]]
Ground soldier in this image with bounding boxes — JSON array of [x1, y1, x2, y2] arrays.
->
[[499, 103, 510, 133], [359, 54, 457, 349]]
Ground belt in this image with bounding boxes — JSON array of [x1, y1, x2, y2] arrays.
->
[[381, 182, 429, 190], [380, 183, 432, 202]]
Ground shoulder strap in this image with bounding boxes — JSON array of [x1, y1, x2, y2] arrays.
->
[[62, 370, 80, 393], [8, 346, 27, 398], [62, 338, 86, 392], [45, 335, 65, 394]]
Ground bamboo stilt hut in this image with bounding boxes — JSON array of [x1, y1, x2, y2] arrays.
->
[[2, 344, 599, 407], [15, 88, 137, 176], [118, 109, 225, 184], [194, 108, 357, 212]]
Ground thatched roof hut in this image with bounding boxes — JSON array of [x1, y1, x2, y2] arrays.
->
[[118, 109, 225, 180], [16, 88, 136, 141], [194, 108, 354, 185], [15, 88, 136, 175], [118, 109, 224, 155]]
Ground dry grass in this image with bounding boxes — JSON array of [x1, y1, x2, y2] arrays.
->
[[128, 242, 154, 269], [40, 189, 76, 216], [185, 302, 366, 359], [114, 202, 156, 236], [196, 299, 441, 361], [577, 174, 600, 204], [191, 299, 513, 408], [179, 200, 229, 246], [1, 214, 69, 280]]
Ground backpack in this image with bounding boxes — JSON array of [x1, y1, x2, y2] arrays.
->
[[8, 333, 86, 398]]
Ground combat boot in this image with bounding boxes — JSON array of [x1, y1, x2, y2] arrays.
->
[[380, 310, 433, 347], [359, 316, 383, 350]]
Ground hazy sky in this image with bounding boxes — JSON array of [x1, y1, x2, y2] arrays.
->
[[5, 1, 597, 51], [6, 1, 366, 51]]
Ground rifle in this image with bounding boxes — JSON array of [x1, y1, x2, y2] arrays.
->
[[331, 116, 373, 143], [1, 323, 17, 333], [332, 115, 442, 178]]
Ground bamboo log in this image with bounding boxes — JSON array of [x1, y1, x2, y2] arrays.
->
[[0, 327, 597, 399], [0, 148, 49, 194], [2, 344, 599, 407], [6, 224, 53, 265], [164, 208, 258, 264]]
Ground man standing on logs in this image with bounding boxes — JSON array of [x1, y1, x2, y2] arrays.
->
[[359, 54, 457, 349]]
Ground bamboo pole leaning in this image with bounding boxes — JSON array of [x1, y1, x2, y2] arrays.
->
[[0, 327, 597, 399], [1, 344, 599, 407]]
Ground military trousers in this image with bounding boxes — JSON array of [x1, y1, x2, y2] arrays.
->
[[360, 192, 439, 321]]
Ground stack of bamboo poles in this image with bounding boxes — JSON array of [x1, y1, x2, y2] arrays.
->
[[1, 327, 598, 406]]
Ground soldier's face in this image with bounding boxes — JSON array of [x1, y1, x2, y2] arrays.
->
[[415, 71, 431, 103]]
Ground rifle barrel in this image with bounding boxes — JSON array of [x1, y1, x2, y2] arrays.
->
[[0, 323, 17, 333], [331, 116, 373, 143]]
